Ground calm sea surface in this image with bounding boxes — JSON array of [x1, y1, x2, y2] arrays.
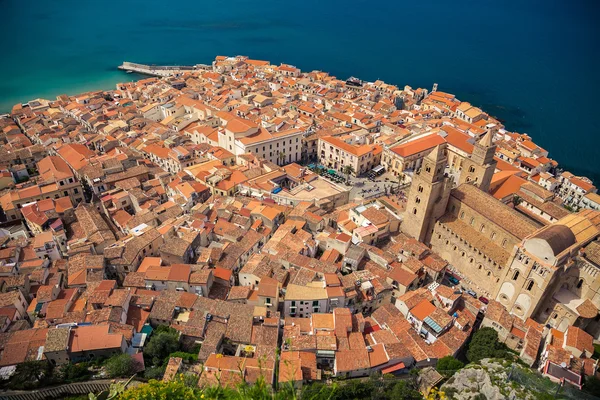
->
[[1, 0, 599, 180]]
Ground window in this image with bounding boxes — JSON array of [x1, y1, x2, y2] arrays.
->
[[487, 271, 491, 276], [412, 208, 417, 215], [470, 217, 475, 226], [577, 279, 584, 289], [460, 211, 465, 219], [526, 280, 534, 291], [418, 185, 424, 193], [501, 239, 507, 248], [312, 300, 319, 306], [491, 232, 497, 240], [291, 301, 296, 307], [415, 197, 421, 204], [469, 166, 475, 173], [480, 224, 485, 233], [512, 270, 519, 280], [265, 298, 272, 305]]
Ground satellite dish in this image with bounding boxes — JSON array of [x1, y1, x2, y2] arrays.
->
[[560, 362, 567, 369]]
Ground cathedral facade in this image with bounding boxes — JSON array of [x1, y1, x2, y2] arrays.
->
[[402, 132, 600, 335]]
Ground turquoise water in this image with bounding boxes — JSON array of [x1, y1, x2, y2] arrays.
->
[[1, 0, 599, 180]]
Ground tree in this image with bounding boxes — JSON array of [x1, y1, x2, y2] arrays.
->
[[60, 362, 91, 382], [385, 380, 423, 400], [8, 361, 52, 390], [467, 327, 509, 363], [584, 375, 600, 396], [436, 356, 464, 377], [144, 326, 180, 366], [342, 165, 355, 183], [104, 353, 136, 378], [512, 195, 522, 208], [119, 378, 199, 400]]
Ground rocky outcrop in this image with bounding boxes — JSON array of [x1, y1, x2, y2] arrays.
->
[[441, 359, 537, 400]]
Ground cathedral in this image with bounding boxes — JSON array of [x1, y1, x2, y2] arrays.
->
[[403, 133, 600, 336]]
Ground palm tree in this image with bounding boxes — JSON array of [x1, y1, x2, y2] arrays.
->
[[342, 165, 355, 183], [512, 195, 523, 208], [278, 150, 286, 166]]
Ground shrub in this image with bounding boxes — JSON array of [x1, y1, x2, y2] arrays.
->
[[104, 354, 135, 378], [144, 326, 180, 366], [467, 327, 510, 363], [436, 356, 464, 377]]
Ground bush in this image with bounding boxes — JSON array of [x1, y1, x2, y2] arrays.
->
[[8, 361, 52, 390], [436, 356, 464, 377], [60, 362, 91, 382], [144, 365, 166, 380], [119, 379, 199, 400], [104, 354, 135, 378], [167, 351, 198, 364], [467, 327, 510, 363], [144, 326, 180, 366]]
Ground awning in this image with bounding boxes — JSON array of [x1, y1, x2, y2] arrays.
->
[[381, 362, 406, 374]]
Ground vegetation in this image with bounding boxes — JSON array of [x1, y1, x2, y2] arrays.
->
[[5, 360, 52, 390], [342, 164, 355, 183], [436, 356, 464, 377], [168, 350, 199, 364], [59, 361, 91, 382], [584, 375, 600, 397], [466, 327, 510, 363], [104, 353, 136, 378], [110, 373, 423, 400], [143, 325, 181, 367]]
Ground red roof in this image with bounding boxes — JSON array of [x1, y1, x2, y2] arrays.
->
[[391, 134, 445, 157]]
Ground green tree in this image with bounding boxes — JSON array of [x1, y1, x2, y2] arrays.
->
[[8, 361, 52, 390], [342, 164, 355, 183], [144, 326, 180, 366], [104, 353, 135, 378], [119, 378, 199, 400], [584, 375, 600, 396], [385, 380, 423, 400], [467, 327, 509, 363], [436, 356, 464, 377], [144, 365, 166, 380], [60, 362, 90, 382]]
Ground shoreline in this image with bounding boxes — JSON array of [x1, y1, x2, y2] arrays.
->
[[3, 63, 599, 185]]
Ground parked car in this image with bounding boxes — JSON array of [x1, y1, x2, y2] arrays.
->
[[479, 296, 489, 304], [466, 290, 477, 298], [448, 276, 460, 285]]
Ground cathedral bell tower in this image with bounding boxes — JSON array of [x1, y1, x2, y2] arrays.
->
[[403, 143, 452, 244], [458, 131, 497, 192]]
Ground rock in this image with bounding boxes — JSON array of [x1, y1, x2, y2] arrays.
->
[[440, 359, 536, 400]]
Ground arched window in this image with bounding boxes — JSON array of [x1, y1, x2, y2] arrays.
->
[[487, 271, 491, 276], [460, 211, 465, 219], [491, 232, 497, 240], [478, 265, 482, 270], [512, 270, 520, 280], [470, 217, 475, 226], [502, 239, 507, 248], [469, 166, 475, 173], [425, 166, 431, 173], [480, 224, 485, 233], [412, 208, 417, 215], [415, 197, 421, 204], [526, 280, 534, 291], [577, 279, 584, 289], [418, 185, 424, 193]]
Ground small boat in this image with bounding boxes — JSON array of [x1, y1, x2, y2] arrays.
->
[[126, 70, 133, 74]]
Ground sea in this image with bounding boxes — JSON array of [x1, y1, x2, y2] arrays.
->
[[1, 0, 599, 181]]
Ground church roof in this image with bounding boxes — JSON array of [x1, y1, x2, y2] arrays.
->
[[531, 225, 576, 257], [451, 184, 539, 240]]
